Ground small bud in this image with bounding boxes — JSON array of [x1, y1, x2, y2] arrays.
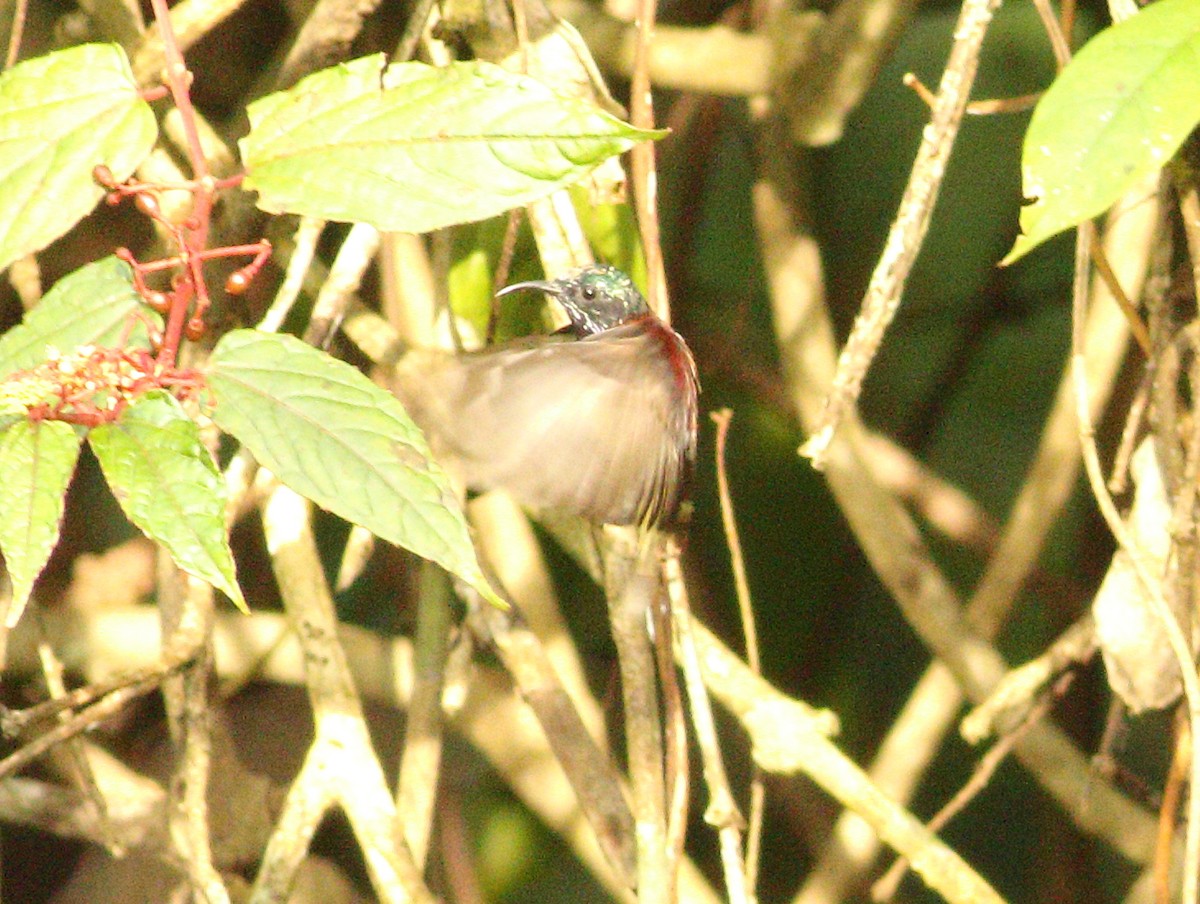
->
[[146, 290, 171, 313], [115, 247, 135, 263], [92, 164, 116, 188], [184, 317, 206, 341]]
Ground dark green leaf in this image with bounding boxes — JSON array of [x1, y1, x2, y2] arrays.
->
[[240, 57, 663, 233], [89, 391, 244, 611], [0, 419, 82, 626], [207, 329, 501, 605], [0, 44, 157, 273]]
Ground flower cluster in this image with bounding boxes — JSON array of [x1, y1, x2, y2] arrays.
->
[[0, 346, 202, 427]]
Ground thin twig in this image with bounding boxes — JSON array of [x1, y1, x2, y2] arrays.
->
[[901, 72, 1039, 116], [711, 409, 765, 890], [4, 0, 27, 68], [711, 411, 759, 674], [36, 640, 116, 852], [962, 614, 1096, 745], [1157, 714, 1190, 904], [1028, 0, 1070, 66], [0, 671, 169, 781], [801, 0, 1001, 466], [1092, 238, 1152, 355], [667, 544, 750, 904], [488, 209, 524, 344], [873, 673, 1072, 900], [1109, 369, 1153, 494], [259, 217, 325, 334]]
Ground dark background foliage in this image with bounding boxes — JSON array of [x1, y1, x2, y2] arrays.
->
[[0, 0, 1166, 902]]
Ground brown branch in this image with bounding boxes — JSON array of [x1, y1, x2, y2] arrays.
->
[[604, 531, 670, 903], [257, 483, 436, 904], [689, 621, 1004, 904]]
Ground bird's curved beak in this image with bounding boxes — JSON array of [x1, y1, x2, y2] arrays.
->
[[495, 279, 562, 299]]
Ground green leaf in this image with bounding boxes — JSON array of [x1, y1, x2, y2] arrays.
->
[[0, 419, 82, 626], [89, 391, 245, 611], [0, 44, 157, 273], [1004, 0, 1200, 264], [0, 256, 158, 378], [240, 57, 664, 233], [207, 329, 501, 606]]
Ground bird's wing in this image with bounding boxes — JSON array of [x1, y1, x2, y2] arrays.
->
[[391, 326, 694, 525]]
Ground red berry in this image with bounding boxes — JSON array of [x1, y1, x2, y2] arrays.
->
[[225, 269, 251, 295], [135, 192, 161, 219]]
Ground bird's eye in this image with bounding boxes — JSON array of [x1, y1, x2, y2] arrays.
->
[[582, 285, 597, 300]]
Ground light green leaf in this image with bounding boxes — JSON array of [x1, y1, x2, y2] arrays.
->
[[1004, 0, 1200, 264], [0, 44, 157, 273], [207, 329, 501, 606], [0, 256, 158, 378], [0, 419, 83, 626], [240, 56, 663, 233], [89, 391, 245, 611]]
